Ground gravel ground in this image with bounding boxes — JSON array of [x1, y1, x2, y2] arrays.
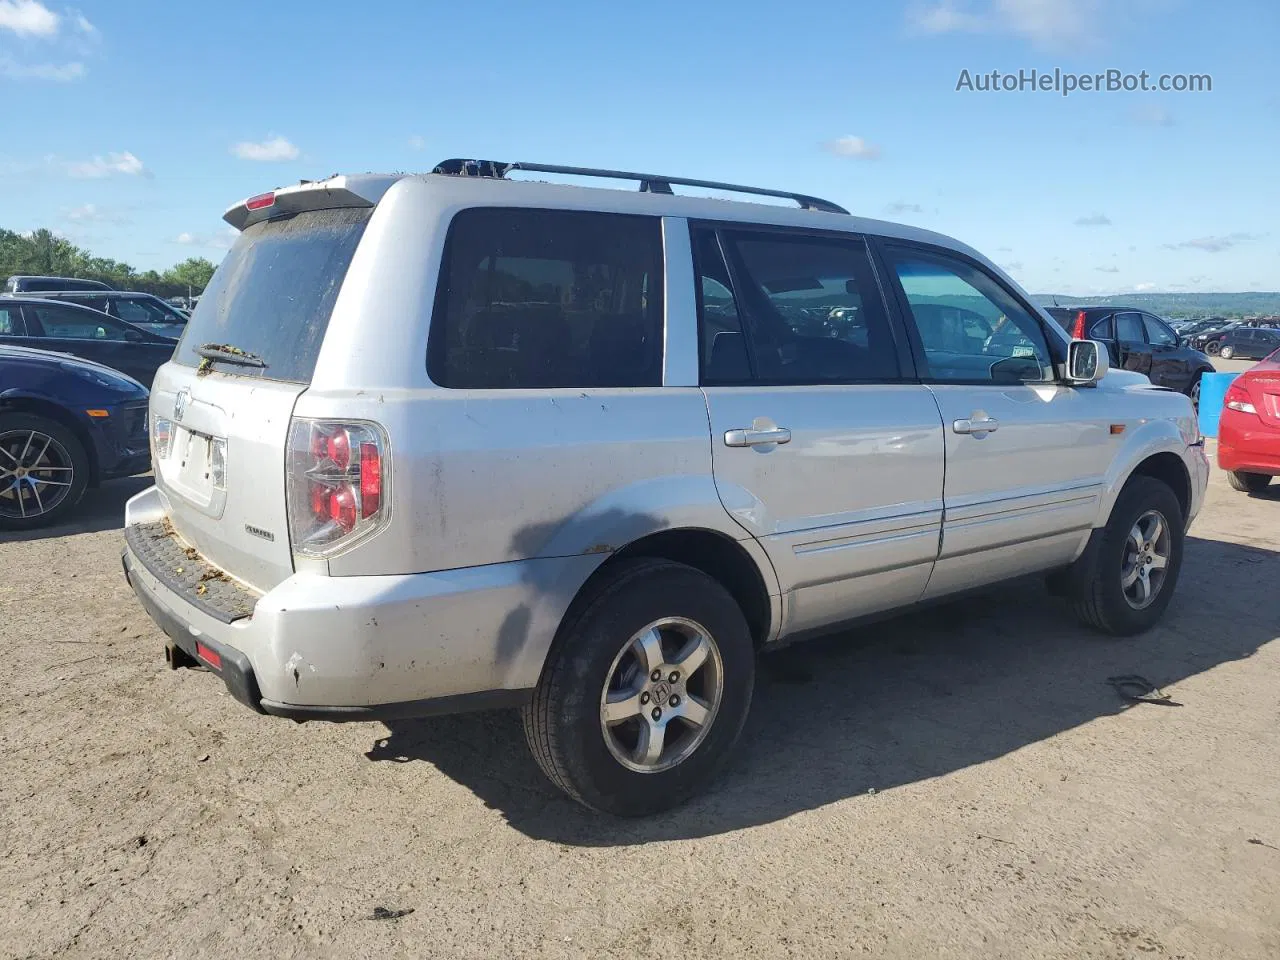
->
[[2, 448, 1279, 960]]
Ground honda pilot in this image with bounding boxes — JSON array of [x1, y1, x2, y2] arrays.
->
[[122, 159, 1209, 815]]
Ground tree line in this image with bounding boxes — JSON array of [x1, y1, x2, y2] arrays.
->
[[0, 228, 217, 298]]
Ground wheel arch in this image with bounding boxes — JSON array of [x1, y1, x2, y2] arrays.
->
[[1095, 420, 1197, 532], [559, 527, 780, 652]]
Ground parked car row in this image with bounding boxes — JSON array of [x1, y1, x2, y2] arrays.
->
[[0, 297, 178, 387]]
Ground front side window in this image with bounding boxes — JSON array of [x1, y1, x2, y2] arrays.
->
[[31, 305, 140, 341], [884, 246, 1052, 383], [429, 208, 663, 389], [1142, 315, 1177, 346], [708, 228, 902, 383]]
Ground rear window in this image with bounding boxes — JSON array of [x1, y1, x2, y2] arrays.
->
[[428, 208, 663, 389], [173, 207, 371, 382]]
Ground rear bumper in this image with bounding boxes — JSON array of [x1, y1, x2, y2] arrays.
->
[[121, 485, 601, 720], [1218, 412, 1280, 476]]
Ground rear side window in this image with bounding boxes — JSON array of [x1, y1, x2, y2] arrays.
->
[[173, 207, 371, 383], [1115, 312, 1146, 343], [429, 208, 663, 389], [705, 227, 902, 384]]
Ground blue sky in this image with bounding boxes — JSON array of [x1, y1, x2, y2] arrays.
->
[[1, 0, 1276, 294]]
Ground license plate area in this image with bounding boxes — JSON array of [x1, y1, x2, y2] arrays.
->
[[162, 426, 228, 516]]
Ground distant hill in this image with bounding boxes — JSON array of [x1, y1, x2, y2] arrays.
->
[[1033, 292, 1280, 319]]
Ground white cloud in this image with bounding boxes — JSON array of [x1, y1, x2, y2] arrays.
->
[[64, 203, 128, 224], [1001, 261, 1025, 273], [408, 135, 426, 151], [1095, 265, 1120, 273], [172, 227, 237, 250], [231, 136, 299, 162], [909, 0, 1104, 48], [909, 1, 985, 33], [1134, 282, 1157, 292], [72, 10, 95, 35], [0, 57, 83, 80], [65, 151, 147, 178], [0, 0, 59, 37], [1074, 213, 1112, 226], [823, 135, 882, 160]]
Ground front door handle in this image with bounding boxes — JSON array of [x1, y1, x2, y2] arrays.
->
[[724, 426, 792, 447], [953, 417, 1000, 436]]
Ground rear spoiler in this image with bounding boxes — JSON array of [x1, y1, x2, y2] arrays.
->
[[223, 174, 400, 231]]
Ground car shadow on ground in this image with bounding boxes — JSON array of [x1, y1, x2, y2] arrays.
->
[[366, 535, 1280, 844], [3, 474, 151, 542]]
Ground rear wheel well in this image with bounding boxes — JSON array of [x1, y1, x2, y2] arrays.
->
[[583, 529, 773, 649], [1128, 452, 1190, 522], [0, 397, 99, 486]]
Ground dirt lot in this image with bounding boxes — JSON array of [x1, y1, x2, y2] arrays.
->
[[3, 448, 1279, 959]]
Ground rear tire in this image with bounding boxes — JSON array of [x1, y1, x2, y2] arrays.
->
[[1220, 345, 1235, 360], [0, 412, 89, 531], [1061, 476, 1184, 637], [1227, 470, 1272, 494], [522, 558, 755, 816]]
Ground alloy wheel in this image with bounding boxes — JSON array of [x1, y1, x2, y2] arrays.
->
[[1120, 509, 1172, 610], [599, 617, 724, 774], [0, 429, 76, 521]]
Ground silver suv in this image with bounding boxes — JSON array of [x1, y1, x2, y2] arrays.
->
[[122, 159, 1209, 815]]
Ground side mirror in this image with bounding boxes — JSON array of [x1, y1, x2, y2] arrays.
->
[[1067, 339, 1107, 385]]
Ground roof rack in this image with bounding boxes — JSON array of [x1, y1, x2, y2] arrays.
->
[[431, 158, 849, 215]]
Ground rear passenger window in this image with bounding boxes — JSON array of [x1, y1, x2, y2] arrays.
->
[[429, 208, 663, 388], [700, 227, 902, 384], [1115, 312, 1146, 343]]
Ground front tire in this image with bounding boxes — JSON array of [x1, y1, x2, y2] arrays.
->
[[1205, 340, 1222, 356], [1220, 345, 1235, 360], [0, 412, 89, 530], [522, 559, 755, 816], [1062, 476, 1184, 636], [1227, 470, 1272, 494], [1187, 373, 1202, 410]]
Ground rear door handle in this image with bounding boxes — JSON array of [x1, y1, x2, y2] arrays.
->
[[953, 417, 999, 436], [724, 426, 792, 447]]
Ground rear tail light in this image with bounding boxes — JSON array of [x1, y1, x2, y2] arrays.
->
[[286, 419, 390, 557], [152, 417, 173, 460], [1224, 381, 1256, 414], [1071, 310, 1088, 340]]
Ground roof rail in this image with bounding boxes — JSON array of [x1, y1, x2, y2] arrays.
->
[[431, 158, 850, 215]]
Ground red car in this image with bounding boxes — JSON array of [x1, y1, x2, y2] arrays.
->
[[1218, 348, 1280, 493]]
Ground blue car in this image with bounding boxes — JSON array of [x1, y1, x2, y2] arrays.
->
[[0, 343, 150, 529]]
